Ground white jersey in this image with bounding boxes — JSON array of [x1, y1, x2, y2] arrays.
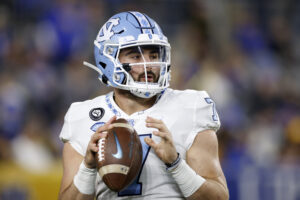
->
[[59, 88, 220, 199]]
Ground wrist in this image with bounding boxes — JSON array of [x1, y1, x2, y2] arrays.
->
[[167, 159, 206, 197], [83, 159, 96, 170], [165, 153, 181, 169], [73, 161, 97, 195]]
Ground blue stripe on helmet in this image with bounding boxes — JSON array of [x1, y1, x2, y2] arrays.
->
[[129, 11, 152, 34]]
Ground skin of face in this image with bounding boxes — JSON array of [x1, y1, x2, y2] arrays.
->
[[118, 46, 161, 83]]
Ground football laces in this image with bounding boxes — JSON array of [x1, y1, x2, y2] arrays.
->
[[98, 138, 106, 162]]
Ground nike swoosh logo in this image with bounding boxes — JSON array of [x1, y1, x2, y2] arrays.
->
[[112, 131, 123, 159]]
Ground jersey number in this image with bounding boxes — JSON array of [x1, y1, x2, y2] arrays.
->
[[205, 97, 219, 121], [118, 134, 151, 196]]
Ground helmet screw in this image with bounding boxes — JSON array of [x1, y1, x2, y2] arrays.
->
[[107, 47, 114, 55]]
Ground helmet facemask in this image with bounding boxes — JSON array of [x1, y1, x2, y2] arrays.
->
[[114, 44, 170, 98]]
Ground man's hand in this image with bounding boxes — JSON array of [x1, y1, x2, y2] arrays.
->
[[84, 116, 116, 169], [144, 116, 178, 164]]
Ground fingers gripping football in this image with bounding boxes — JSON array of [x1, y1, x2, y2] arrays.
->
[[144, 116, 178, 164], [84, 116, 116, 169]]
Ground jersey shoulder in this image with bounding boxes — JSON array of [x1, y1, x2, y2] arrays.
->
[[65, 93, 108, 122], [163, 88, 210, 106], [164, 88, 220, 130]]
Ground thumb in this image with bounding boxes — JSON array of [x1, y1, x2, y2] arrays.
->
[[144, 137, 157, 149]]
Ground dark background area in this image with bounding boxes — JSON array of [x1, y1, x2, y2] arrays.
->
[[0, 0, 300, 199]]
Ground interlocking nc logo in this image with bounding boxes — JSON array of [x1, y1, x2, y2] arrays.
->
[[97, 18, 120, 42]]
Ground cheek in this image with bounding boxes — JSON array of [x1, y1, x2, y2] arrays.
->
[[129, 66, 143, 79], [153, 67, 160, 73], [128, 66, 161, 79], [119, 57, 129, 64], [131, 66, 161, 74], [152, 67, 161, 76], [130, 66, 144, 73]]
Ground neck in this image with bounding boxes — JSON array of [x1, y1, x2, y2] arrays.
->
[[113, 89, 157, 115]]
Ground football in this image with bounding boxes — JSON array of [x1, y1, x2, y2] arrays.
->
[[96, 118, 143, 192]]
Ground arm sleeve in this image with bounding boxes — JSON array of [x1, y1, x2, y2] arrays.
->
[[59, 105, 72, 142], [185, 91, 221, 150], [59, 103, 85, 156]]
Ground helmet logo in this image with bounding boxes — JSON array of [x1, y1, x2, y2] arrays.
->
[[97, 18, 120, 42]]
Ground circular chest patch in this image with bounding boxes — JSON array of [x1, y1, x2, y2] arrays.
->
[[89, 107, 105, 121]]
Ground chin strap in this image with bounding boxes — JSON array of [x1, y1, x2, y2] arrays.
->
[[83, 61, 102, 75], [83, 61, 113, 86]]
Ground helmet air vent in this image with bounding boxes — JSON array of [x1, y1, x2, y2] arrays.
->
[[99, 62, 107, 69]]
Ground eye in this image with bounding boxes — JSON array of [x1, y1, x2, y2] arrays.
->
[[150, 53, 159, 60], [131, 54, 141, 60]]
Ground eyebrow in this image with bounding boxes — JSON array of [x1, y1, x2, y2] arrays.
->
[[124, 48, 140, 56], [124, 48, 159, 56]]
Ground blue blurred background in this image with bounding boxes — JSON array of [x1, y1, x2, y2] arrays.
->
[[0, 0, 300, 199]]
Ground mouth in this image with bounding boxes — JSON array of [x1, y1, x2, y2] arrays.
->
[[138, 72, 156, 83], [141, 75, 154, 82]]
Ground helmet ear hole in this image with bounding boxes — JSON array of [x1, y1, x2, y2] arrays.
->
[[99, 62, 107, 69]]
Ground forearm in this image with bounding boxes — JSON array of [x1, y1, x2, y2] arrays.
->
[[58, 183, 95, 200], [167, 157, 228, 200], [187, 179, 229, 200], [59, 161, 97, 200]]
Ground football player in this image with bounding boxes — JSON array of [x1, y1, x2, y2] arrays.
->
[[58, 11, 229, 200]]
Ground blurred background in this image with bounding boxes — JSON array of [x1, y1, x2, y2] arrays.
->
[[0, 0, 299, 199]]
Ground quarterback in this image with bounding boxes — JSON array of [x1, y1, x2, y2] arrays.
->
[[58, 11, 229, 200]]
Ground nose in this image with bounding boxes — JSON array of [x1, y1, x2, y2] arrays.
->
[[142, 53, 151, 62]]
